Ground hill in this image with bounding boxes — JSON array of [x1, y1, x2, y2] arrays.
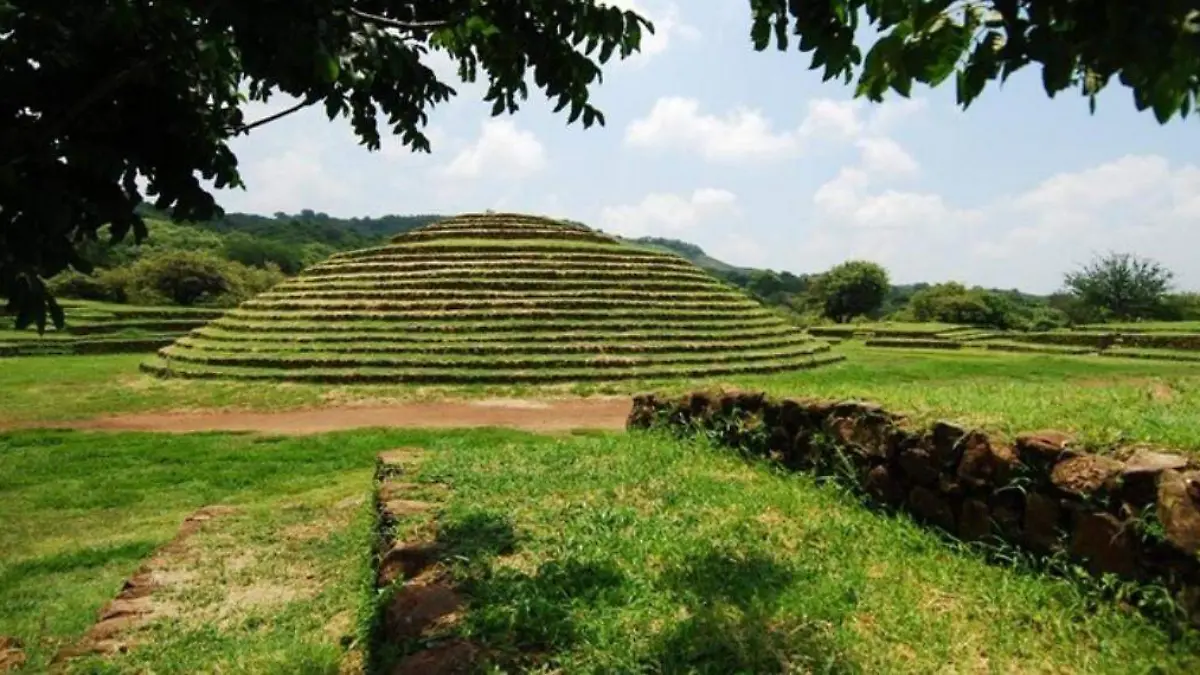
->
[[618, 236, 748, 274], [142, 213, 840, 383]]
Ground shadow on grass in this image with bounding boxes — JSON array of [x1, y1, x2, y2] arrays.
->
[[437, 511, 629, 670], [0, 540, 157, 594], [368, 511, 855, 673], [648, 547, 857, 675]]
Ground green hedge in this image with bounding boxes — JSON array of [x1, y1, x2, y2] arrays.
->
[[276, 277, 723, 293], [175, 334, 820, 357], [301, 261, 707, 278], [193, 324, 799, 344], [334, 241, 632, 258], [238, 298, 759, 313], [64, 318, 211, 335], [141, 352, 846, 384], [864, 338, 962, 350], [160, 341, 830, 369], [980, 341, 1094, 355], [208, 316, 785, 334], [398, 228, 611, 244], [1015, 331, 1200, 351], [1099, 348, 1200, 363], [222, 308, 780, 325], [258, 286, 732, 301], [0, 336, 175, 356], [328, 250, 675, 264]]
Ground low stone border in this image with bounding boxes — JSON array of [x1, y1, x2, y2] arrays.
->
[[372, 448, 479, 675], [627, 390, 1200, 627], [51, 505, 238, 666]]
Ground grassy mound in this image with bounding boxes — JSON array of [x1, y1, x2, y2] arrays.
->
[[143, 213, 837, 383], [0, 300, 222, 356]]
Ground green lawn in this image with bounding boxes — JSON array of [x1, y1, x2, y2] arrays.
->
[[3, 344, 1199, 454], [2, 428, 1197, 673], [1077, 321, 1200, 333]]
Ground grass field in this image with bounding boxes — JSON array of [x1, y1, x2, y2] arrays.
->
[[4, 331, 1200, 671], [3, 428, 1197, 673], [4, 343, 1199, 453], [0, 300, 222, 357]]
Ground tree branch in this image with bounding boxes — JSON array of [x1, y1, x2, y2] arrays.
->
[[349, 8, 456, 31], [232, 97, 321, 136]]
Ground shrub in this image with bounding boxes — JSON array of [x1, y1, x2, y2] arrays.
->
[[909, 283, 1030, 329], [46, 270, 115, 301], [1027, 307, 1070, 332], [812, 261, 890, 323], [107, 250, 281, 307]]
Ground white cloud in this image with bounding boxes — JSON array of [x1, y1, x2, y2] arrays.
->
[[624, 97, 804, 161], [601, 1, 700, 64], [228, 143, 352, 214], [857, 137, 919, 177], [599, 188, 738, 236], [796, 99, 864, 140], [805, 152, 1200, 291], [867, 97, 928, 134], [624, 96, 927, 162], [439, 120, 547, 180], [813, 168, 975, 232], [719, 232, 770, 266]]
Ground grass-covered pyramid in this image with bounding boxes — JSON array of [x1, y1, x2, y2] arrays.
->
[[141, 213, 840, 383]]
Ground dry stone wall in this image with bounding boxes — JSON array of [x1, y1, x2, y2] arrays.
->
[[627, 390, 1200, 627]]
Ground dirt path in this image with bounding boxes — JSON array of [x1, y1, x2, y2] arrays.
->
[[58, 397, 632, 435]]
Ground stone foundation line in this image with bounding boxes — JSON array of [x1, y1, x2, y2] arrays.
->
[[627, 391, 1200, 627]]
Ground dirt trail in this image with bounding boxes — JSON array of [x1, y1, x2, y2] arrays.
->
[[58, 397, 632, 435]]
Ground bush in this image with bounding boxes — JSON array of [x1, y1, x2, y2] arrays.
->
[[106, 251, 283, 307], [46, 270, 116, 301], [908, 283, 1031, 329], [1027, 307, 1070, 332]]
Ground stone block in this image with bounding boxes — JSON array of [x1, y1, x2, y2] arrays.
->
[[1069, 512, 1138, 577], [956, 431, 1019, 490], [1157, 469, 1200, 557], [958, 499, 992, 542], [1051, 455, 1123, 500], [909, 486, 956, 532]]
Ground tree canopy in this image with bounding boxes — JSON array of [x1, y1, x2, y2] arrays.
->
[[750, 0, 1200, 120], [813, 261, 890, 323], [1063, 252, 1175, 321], [5, 0, 1199, 328], [0, 0, 650, 329]]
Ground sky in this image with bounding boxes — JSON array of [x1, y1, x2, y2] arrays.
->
[[215, 1, 1200, 295]]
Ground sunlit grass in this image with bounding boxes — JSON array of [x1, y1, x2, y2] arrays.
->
[[5, 428, 1195, 672]]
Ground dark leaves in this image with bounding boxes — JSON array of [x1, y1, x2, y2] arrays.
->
[[748, 0, 1199, 123], [1, 0, 652, 326]]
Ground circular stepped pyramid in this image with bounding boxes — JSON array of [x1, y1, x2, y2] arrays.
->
[[141, 213, 843, 383]]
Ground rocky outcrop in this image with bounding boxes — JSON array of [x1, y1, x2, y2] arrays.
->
[[628, 390, 1200, 627]]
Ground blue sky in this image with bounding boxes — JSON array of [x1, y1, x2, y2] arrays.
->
[[216, 1, 1200, 294]]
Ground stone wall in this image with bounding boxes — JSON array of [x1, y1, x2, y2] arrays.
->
[[627, 390, 1200, 627]]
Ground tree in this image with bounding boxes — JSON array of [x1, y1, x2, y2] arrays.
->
[[750, 1, 1200, 122], [122, 251, 235, 306], [908, 281, 1034, 328], [814, 261, 890, 323], [7, 1, 1200, 329], [1063, 252, 1174, 321], [1, 0, 652, 328]]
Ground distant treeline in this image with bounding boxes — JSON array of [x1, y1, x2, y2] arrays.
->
[[45, 212, 1200, 329], [638, 237, 1200, 330], [51, 208, 442, 308]]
